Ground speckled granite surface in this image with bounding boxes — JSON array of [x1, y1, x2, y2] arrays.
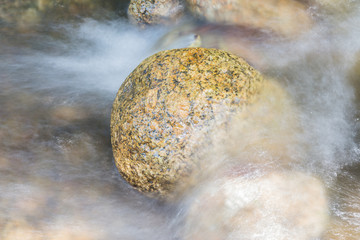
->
[[128, 0, 184, 26], [110, 47, 264, 200]]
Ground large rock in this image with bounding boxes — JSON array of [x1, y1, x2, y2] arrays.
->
[[110, 48, 264, 200], [186, 0, 313, 37], [128, 0, 185, 26], [0, 0, 120, 30], [183, 171, 329, 240]]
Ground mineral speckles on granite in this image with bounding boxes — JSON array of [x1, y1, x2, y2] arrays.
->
[[128, 0, 184, 26], [110, 48, 264, 200]]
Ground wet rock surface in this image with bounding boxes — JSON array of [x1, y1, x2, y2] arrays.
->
[[128, 0, 185, 26], [1, 0, 360, 239], [0, 0, 122, 30], [303, 0, 355, 14], [184, 170, 329, 240], [186, 0, 313, 37], [0, 86, 172, 239], [111, 47, 264, 200], [323, 164, 360, 239], [2, 219, 44, 240]]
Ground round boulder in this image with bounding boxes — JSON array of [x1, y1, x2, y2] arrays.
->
[[186, 0, 312, 37], [128, 0, 185, 26], [110, 48, 264, 200]]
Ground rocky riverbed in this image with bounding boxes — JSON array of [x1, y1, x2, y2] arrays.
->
[[1, 0, 360, 239]]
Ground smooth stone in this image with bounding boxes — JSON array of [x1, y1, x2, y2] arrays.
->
[[348, 53, 360, 104], [111, 47, 264, 200], [128, 0, 185, 26], [2, 219, 43, 240], [0, 0, 119, 30], [186, 0, 313, 38], [45, 219, 104, 240], [183, 170, 329, 240], [13, 188, 49, 217], [50, 105, 88, 124], [323, 219, 360, 240], [0, 157, 10, 169]]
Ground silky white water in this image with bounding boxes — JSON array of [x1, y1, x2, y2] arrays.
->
[[1, 2, 360, 239]]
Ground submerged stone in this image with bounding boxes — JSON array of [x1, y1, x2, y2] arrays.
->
[[110, 47, 264, 200], [301, 0, 354, 14], [184, 171, 329, 240], [2, 219, 43, 240], [0, 0, 120, 30]]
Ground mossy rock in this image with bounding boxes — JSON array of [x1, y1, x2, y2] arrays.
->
[[110, 47, 264, 200]]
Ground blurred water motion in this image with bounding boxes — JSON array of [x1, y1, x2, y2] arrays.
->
[[0, 1, 360, 239]]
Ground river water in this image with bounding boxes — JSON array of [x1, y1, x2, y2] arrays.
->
[[1, 1, 360, 240]]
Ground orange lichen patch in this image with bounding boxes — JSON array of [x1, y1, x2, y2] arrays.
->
[[110, 48, 264, 200]]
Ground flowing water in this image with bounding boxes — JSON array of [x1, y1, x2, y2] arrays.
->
[[1, 1, 360, 239]]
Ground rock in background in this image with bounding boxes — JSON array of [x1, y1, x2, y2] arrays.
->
[[186, 0, 313, 38], [183, 170, 329, 240], [0, 0, 125, 30], [128, 0, 185, 26]]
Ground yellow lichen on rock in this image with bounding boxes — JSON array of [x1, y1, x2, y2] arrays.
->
[[110, 47, 264, 200]]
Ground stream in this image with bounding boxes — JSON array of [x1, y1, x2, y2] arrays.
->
[[1, 1, 360, 239]]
